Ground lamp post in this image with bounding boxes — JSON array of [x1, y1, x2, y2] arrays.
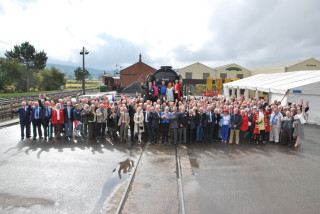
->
[[80, 47, 89, 95]]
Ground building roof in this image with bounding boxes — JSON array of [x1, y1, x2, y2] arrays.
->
[[120, 61, 156, 74], [249, 58, 319, 71], [212, 63, 250, 71], [177, 62, 214, 72], [223, 70, 320, 94]]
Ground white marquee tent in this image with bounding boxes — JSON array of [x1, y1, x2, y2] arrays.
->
[[223, 70, 320, 124]]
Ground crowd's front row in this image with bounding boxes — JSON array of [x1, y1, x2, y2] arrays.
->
[[11, 94, 308, 148]]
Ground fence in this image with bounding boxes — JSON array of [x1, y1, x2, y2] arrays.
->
[[0, 89, 97, 122]]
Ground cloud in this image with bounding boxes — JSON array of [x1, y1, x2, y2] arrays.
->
[[0, 0, 319, 71]]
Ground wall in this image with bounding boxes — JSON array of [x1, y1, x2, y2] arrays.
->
[[178, 62, 214, 79], [288, 58, 320, 72]]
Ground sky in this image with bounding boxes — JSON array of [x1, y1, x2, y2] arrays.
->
[[0, 0, 319, 71]]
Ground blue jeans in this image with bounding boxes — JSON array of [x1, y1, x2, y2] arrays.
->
[[196, 124, 203, 141], [221, 125, 229, 141], [65, 119, 73, 137]]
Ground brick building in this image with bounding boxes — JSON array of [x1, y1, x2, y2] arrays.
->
[[120, 54, 156, 87]]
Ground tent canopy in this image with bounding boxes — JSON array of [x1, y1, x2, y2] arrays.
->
[[224, 70, 320, 95]]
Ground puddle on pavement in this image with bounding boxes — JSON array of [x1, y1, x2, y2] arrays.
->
[[0, 193, 54, 209], [92, 158, 135, 214]]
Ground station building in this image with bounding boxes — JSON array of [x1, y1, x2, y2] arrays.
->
[[120, 54, 156, 87], [250, 58, 320, 75]]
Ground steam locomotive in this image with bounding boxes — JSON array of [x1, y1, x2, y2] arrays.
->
[[146, 66, 182, 85]]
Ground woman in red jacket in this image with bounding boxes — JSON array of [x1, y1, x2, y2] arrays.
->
[[240, 110, 249, 141], [173, 79, 181, 101], [51, 103, 64, 138]]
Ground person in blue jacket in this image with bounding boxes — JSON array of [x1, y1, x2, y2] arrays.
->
[[156, 79, 167, 102], [30, 101, 43, 140], [10, 101, 31, 139]]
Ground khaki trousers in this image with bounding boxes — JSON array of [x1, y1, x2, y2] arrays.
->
[[229, 129, 240, 144]]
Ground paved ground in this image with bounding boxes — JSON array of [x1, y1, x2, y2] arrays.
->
[[184, 124, 320, 214], [0, 124, 142, 214], [0, 124, 320, 214]]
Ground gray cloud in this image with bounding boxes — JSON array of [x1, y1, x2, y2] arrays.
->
[[171, 0, 320, 68]]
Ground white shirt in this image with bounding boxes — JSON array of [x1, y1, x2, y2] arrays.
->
[[57, 109, 60, 120], [259, 111, 264, 119]]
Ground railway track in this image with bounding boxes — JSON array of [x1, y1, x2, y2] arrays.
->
[[111, 143, 186, 214]]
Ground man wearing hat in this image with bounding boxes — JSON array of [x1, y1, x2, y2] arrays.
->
[[253, 105, 270, 144]]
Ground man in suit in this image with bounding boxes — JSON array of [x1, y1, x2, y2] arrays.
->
[[30, 101, 43, 140], [203, 106, 215, 143], [150, 106, 161, 144], [96, 104, 108, 139], [229, 108, 242, 145], [128, 103, 136, 140], [143, 105, 151, 142], [39, 94, 52, 140], [141, 82, 155, 102], [247, 108, 255, 141], [178, 106, 189, 144], [118, 107, 130, 142], [10, 101, 31, 139], [63, 101, 74, 139], [169, 107, 179, 144]]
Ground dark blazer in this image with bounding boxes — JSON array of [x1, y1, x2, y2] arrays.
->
[[230, 113, 242, 129], [189, 114, 197, 129], [30, 106, 42, 121], [13, 106, 31, 122], [200, 113, 206, 126], [73, 109, 81, 121], [214, 113, 221, 125], [179, 111, 189, 128], [141, 84, 155, 101], [63, 106, 74, 122], [38, 100, 51, 119], [203, 111, 215, 127], [150, 111, 161, 127]]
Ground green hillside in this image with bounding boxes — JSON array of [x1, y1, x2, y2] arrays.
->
[[46, 63, 112, 79]]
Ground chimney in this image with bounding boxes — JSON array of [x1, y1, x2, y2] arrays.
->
[[139, 53, 142, 62]]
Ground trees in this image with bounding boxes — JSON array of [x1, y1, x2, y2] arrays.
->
[[5, 41, 47, 92], [0, 57, 22, 91], [74, 66, 90, 82], [39, 66, 66, 91]]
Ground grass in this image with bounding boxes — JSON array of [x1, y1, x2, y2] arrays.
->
[[0, 79, 101, 98], [0, 87, 98, 98]]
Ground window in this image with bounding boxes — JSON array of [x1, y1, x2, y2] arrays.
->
[[185, 72, 192, 79], [236, 74, 244, 79], [220, 73, 227, 79], [306, 64, 316, 67], [203, 73, 210, 79]]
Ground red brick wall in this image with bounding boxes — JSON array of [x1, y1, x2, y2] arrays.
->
[[120, 62, 156, 87]]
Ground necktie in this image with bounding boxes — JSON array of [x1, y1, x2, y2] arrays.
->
[[46, 107, 49, 117], [36, 108, 39, 118]]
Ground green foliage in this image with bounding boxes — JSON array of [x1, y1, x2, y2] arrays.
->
[[74, 67, 90, 82], [196, 84, 207, 91], [0, 57, 22, 91], [226, 67, 242, 71], [5, 41, 48, 92], [39, 66, 66, 91]]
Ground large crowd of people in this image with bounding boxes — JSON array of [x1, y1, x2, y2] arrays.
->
[[11, 79, 309, 148]]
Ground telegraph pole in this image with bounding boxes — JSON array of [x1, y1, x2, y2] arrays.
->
[[80, 47, 89, 95]]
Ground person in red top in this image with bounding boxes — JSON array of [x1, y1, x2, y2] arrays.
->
[[240, 110, 249, 141], [173, 79, 181, 101], [51, 103, 64, 138], [253, 105, 270, 144]]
